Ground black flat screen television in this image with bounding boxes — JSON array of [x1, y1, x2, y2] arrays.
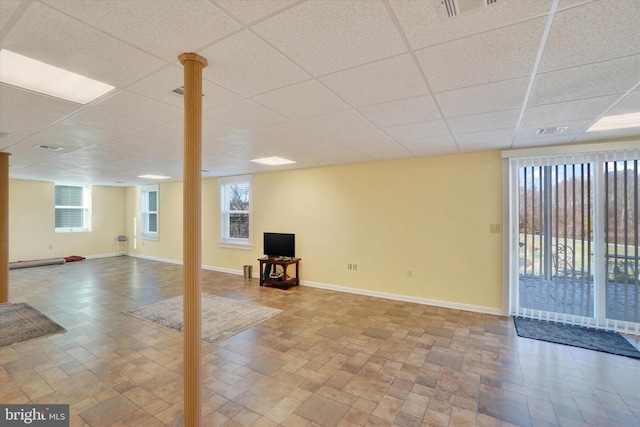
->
[[264, 232, 295, 258]]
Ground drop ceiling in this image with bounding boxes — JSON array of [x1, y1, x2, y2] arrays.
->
[[1, 0, 639, 186]]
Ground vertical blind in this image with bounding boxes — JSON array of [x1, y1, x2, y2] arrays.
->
[[509, 147, 640, 334]]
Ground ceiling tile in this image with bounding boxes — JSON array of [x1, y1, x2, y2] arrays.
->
[[455, 128, 516, 145], [127, 65, 242, 111], [2, 1, 166, 87], [435, 77, 530, 118], [253, 0, 407, 76], [447, 109, 521, 134], [0, 107, 67, 147], [43, 0, 240, 61], [45, 121, 122, 144], [295, 110, 376, 138], [459, 141, 512, 153], [608, 90, 640, 116], [252, 121, 325, 143], [204, 100, 289, 130], [398, 135, 458, 157], [66, 108, 155, 135], [358, 96, 441, 128], [0, 0, 21, 29], [320, 54, 427, 108], [389, 0, 552, 50], [416, 17, 546, 92], [521, 94, 622, 127], [215, 0, 298, 24], [252, 80, 350, 120], [0, 84, 79, 118], [529, 55, 640, 106], [94, 91, 182, 126], [200, 30, 310, 97], [384, 120, 451, 141], [539, 0, 640, 72]]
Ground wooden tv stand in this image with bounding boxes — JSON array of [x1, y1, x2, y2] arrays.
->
[[258, 257, 300, 288]]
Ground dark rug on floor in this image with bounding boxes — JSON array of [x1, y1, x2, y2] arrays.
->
[[0, 302, 66, 348], [514, 317, 640, 359]]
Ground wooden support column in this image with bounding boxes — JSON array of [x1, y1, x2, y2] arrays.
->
[[179, 52, 207, 427], [0, 152, 10, 304]]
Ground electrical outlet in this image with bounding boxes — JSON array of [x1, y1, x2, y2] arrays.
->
[[407, 270, 412, 278], [489, 224, 501, 234], [348, 263, 352, 270], [353, 264, 357, 271], [49, 244, 53, 250]]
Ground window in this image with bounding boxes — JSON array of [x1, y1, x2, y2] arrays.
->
[[505, 144, 639, 334], [55, 184, 91, 232], [141, 185, 158, 239], [220, 176, 251, 248]]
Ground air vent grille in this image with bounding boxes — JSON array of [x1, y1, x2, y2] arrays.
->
[[440, 0, 503, 19], [172, 86, 185, 95], [535, 126, 568, 136], [35, 144, 63, 151]]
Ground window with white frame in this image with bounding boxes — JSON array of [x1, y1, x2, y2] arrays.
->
[[141, 185, 159, 239], [55, 184, 91, 232], [220, 176, 251, 248]]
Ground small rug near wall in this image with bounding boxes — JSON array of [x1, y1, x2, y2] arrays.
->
[[514, 317, 640, 359], [0, 302, 66, 348], [122, 293, 282, 344]]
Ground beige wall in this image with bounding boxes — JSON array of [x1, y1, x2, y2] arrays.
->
[[126, 150, 503, 311], [9, 179, 126, 261]]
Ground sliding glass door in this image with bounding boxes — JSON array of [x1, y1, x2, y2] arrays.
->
[[508, 149, 639, 334]]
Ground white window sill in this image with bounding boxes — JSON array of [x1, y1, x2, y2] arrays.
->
[[218, 241, 252, 250], [55, 228, 90, 233], [140, 234, 159, 241]]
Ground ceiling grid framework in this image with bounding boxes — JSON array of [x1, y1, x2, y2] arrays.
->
[[0, 0, 638, 186]]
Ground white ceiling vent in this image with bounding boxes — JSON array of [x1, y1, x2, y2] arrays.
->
[[35, 144, 63, 151], [439, 0, 504, 19], [172, 86, 204, 97], [535, 126, 568, 136]]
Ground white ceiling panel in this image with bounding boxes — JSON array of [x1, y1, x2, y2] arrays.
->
[[295, 110, 376, 138], [539, 0, 640, 73], [2, 2, 166, 87], [357, 96, 441, 128], [389, 0, 553, 50], [127, 65, 242, 111], [320, 54, 427, 108], [200, 30, 310, 97], [253, 0, 406, 76], [66, 108, 155, 135], [252, 79, 350, 120], [94, 91, 182, 126], [529, 55, 640, 106], [384, 120, 451, 141], [521, 95, 623, 127], [215, 0, 299, 25], [435, 77, 530, 118], [447, 110, 521, 135], [416, 18, 546, 92], [204, 100, 289, 130], [0, 0, 638, 185]]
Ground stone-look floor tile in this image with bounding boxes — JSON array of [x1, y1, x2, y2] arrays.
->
[[294, 394, 350, 426], [3, 257, 640, 427]]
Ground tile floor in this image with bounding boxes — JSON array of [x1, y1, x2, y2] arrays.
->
[[1, 257, 640, 427]]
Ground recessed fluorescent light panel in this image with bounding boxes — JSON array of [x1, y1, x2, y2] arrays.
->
[[0, 49, 115, 104], [251, 156, 296, 166], [587, 112, 640, 132], [137, 174, 171, 180]]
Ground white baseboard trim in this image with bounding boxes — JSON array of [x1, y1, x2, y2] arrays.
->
[[300, 280, 503, 316], [127, 253, 182, 265], [84, 253, 123, 259], [121, 254, 502, 316]]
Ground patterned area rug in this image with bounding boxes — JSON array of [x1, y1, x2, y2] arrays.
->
[[0, 302, 66, 348], [122, 293, 282, 344], [514, 317, 640, 359]]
